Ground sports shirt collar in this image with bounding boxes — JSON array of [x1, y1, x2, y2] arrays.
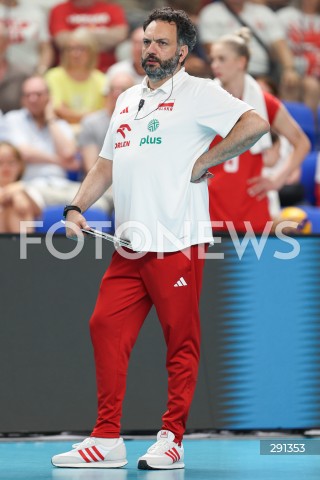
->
[[141, 67, 187, 95]]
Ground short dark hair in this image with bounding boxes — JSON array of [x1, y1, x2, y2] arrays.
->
[[143, 7, 197, 52]]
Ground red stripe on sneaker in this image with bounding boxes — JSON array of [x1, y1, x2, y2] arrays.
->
[[92, 446, 104, 460], [169, 448, 179, 462], [85, 448, 99, 461], [165, 450, 176, 462], [172, 447, 180, 460], [78, 449, 91, 463]]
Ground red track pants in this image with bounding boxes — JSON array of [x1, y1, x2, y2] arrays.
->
[[90, 245, 206, 443]]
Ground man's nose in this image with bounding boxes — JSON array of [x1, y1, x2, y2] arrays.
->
[[146, 41, 158, 55]]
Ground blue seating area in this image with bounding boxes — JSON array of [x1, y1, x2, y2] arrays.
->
[[283, 101, 317, 149], [300, 151, 318, 205], [35, 205, 115, 234], [300, 205, 320, 234]]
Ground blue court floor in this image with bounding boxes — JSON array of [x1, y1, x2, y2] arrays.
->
[[0, 437, 319, 480]]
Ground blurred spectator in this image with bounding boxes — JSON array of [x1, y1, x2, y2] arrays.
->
[[198, 0, 300, 90], [250, 0, 290, 8], [5, 75, 77, 182], [49, 0, 129, 72], [78, 71, 135, 173], [166, 1, 202, 19], [0, 141, 40, 233], [0, 110, 9, 140], [0, 0, 53, 74], [277, 0, 320, 112], [184, 54, 212, 77], [45, 29, 105, 128], [21, 0, 62, 17], [208, 28, 310, 233], [0, 22, 29, 113], [106, 26, 145, 85], [4, 75, 113, 215], [114, 0, 165, 30], [256, 75, 279, 96]]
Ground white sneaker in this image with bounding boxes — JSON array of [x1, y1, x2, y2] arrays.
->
[[137, 430, 185, 470], [51, 437, 128, 468]]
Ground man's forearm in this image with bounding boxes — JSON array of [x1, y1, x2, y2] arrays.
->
[[19, 146, 60, 164], [191, 111, 270, 181], [48, 121, 76, 158], [70, 156, 112, 212], [93, 26, 129, 50]]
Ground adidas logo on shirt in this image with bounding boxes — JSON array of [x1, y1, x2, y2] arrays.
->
[[174, 277, 187, 287], [120, 106, 129, 114]]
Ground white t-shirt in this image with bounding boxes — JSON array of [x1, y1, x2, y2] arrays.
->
[[199, 2, 285, 76], [4, 108, 74, 181], [0, 4, 50, 72], [277, 6, 320, 77], [100, 69, 252, 252], [20, 0, 61, 16]]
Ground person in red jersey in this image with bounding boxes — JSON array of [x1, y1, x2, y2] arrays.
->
[[49, 0, 129, 71], [208, 27, 310, 234]]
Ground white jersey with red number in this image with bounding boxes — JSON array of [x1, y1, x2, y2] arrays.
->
[[100, 68, 252, 252]]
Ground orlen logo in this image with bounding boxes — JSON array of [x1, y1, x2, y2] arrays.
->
[[139, 119, 162, 146], [116, 123, 131, 149], [117, 124, 131, 138]]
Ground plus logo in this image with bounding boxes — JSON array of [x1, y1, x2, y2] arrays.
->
[[117, 124, 131, 139], [139, 119, 162, 146], [148, 119, 160, 132]]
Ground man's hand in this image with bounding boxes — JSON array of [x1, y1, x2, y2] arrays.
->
[[60, 155, 81, 171], [64, 210, 91, 240], [0, 182, 24, 206], [191, 170, 214, 183]]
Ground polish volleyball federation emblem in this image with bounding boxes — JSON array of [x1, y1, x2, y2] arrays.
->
[[148, 119, 159, 132]]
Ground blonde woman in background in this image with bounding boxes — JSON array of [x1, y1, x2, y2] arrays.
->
[[208, 28, 310, 233], [45, 28, 105, 128]]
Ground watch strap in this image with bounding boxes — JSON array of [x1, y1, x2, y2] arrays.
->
[[63, 205, 82, 219]]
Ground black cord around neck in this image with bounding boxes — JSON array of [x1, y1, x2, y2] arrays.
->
[[134, 74, 174, 121]]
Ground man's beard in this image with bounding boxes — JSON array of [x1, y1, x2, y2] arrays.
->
[[141, 50, 180, 81]]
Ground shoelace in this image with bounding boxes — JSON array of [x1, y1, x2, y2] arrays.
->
[[148, 438, 174, 454], [72, 437, 96, 449]]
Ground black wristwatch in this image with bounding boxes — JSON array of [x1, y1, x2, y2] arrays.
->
[[63, 205, 82, 219]]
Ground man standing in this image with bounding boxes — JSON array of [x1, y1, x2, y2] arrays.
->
[[52, 7, 269, 470]]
